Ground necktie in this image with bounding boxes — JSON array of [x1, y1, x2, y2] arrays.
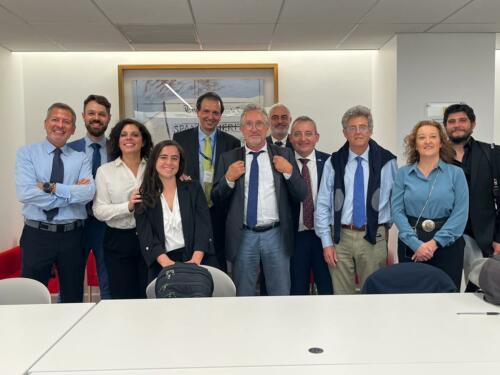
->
[[90, 143, 101, 178], [246, 151, 262, 228], [299, 158, 314, 229], [274, 141, 284, 147], [202, 136, 213, 207], [44, 148, 64, 221], [352, 156, 366, 228]]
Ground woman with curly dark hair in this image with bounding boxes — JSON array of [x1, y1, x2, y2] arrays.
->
[[135, 140, 214, 282], [93, 118, 153, 298], [391, 120, 469, 289]]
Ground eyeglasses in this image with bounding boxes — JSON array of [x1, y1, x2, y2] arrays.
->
[[344, 125, 370, 133], [242, 122, 267, 130]]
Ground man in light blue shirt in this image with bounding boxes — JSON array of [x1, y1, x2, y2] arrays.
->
[[68, 94, 112, 299], [16, 102, 95, 302], [315, 105, 397, 294]]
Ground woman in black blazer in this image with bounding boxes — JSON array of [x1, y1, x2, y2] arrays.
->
[[135, 140, 214, 281]]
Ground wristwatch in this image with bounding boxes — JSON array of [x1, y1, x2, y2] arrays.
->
[[42, 182, 55, 194]]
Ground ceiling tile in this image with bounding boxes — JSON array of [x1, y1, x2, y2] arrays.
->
[[60, 42, 133, 51], [339, 23, 433, 49], [272, 23, 354, 46], [94, 0, 193, 24], [117, 24, 196, 44], [131, 43, 201, 51], [444, 0, 500, 23], [202, 43, 269, 50], [429, 23, 500, 32], [197, 23, 274, 44], [191, 0, 281, 23], [280, 0, 378, 24], [0, 0, 108, 23], [362, 0, 470, 24], [30, 22, 128, 44]]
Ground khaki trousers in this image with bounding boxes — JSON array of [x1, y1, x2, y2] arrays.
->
[[330, 226, 388, 294]]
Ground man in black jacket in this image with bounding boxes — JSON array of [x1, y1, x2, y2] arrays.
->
[[173, 92, 240, 271], [444, 103, 500, 290]]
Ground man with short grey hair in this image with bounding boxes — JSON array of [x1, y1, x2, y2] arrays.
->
[[212, 104, 306, 296], [315, 105, 397, 294], [266, 103, 293, 148]]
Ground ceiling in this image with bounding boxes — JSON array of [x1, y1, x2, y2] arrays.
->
[[1, 0, 499, 52]]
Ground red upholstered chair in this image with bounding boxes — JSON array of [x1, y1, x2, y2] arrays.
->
[[0, 246, 22, 279]]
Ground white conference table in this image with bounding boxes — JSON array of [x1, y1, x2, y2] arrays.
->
[[29, 293, 500, 374], [0, 302, 95, 375]]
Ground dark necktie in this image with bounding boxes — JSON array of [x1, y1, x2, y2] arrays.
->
[[246, 151, 263, 228], [274, 141, 284, 147], [299, 158, 314, 229], [44, 148, 64, 221], [90, 143, 101, 178], [353, 156, 366, 227]]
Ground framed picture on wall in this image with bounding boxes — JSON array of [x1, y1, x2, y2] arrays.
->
[[118, 64, 278, 142]]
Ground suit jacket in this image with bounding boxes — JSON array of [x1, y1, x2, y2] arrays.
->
[[173, 127, 241, 181], [135, 181, 214, 280], [468, 138, 500, 256], [211, 144, 307, 262], [266, 135, 293, 149], [291, 150, 329, 233]]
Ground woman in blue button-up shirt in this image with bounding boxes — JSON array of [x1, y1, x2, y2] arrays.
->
[[391, 120, 468, 289]]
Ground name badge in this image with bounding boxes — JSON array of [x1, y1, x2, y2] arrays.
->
[[204, 170, 214, 183]]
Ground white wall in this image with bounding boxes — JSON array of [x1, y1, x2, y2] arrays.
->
[[397, 33, 496, 158], [20, 51, 374, 154], [0, 47, 25, 250]]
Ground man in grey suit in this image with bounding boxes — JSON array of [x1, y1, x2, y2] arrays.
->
[[212, 104, 306, 296]]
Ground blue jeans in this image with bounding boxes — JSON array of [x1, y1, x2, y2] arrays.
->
[[233, 227, 290, 296]]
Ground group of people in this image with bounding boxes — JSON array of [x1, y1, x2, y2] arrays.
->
[[15, 92, 500, 301]]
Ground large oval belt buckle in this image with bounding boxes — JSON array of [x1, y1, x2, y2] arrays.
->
[[421, 219, 435, 232]]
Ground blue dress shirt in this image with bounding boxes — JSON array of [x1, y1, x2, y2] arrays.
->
[[315, 147, 398, 248], [198, 128, 217, 186], [16, 139, 95, 223], [84, 135, 108, 165], [391, 160, 469, 252]]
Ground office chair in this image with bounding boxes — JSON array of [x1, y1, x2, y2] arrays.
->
[[361, 262, 457, 294], [146, 265, 236, 298], [0, 277, 51, 304]]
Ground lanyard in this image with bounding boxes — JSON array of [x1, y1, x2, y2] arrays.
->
[[199, 131, 217, 166]]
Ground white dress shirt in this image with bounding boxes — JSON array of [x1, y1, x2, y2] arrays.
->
[[244, 144, 279, 226], [160, 190, 185, 252], [93, 157, 146, 229], [295, 151, 318, 232]]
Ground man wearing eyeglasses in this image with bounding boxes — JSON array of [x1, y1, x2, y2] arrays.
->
[[266, 103, 293, 149], [444, 103, 500, 291], [173, 92, 240, 272], [212, 104, 306, 296], [315, 105, 397, 294]]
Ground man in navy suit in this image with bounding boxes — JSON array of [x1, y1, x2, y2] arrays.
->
[[289, 116, 333, 295], [173, 92, 240, 272], [68, 94, 112, 299]]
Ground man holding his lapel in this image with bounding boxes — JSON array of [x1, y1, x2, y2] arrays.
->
[[68, 94, 111, 299], [212, 104, 306, 296], [444, 103, 500, 290], [289, 116, 333, 295], [173, 92, 240, 272]]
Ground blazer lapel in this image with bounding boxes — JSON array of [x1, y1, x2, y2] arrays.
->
[[267, 145, 281, 203], [316, 150, 325, 191], [470, 140, 482, 195], [177, 183, 191, 251], [151, 199, 166, 246]]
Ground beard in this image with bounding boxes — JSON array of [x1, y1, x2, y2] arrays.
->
[[85, 121, 107, 137], [447, 130, 472, 144]]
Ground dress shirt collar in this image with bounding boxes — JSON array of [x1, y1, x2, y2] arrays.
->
[[295, 150, 316, 163], [85, 135, 107, 149], [43, 138, 71, 155], [245, 143, 268, 155], [408, 159, 447, 175], [348, 146, 369, 163], [198, 126, 217, 144], [271, 136, 287, 145], [113, 156, 147, 167]]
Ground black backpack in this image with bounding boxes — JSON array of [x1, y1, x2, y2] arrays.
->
[[155, 263, 214, 298]]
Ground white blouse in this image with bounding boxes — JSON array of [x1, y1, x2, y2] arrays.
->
[[160, 190, 185, 252], [93, 157, 146, 229]]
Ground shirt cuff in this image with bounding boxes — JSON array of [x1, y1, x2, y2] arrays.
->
[[283, 172, 291, 180], [319, 234, 333, 248], [225, 178, 235, 189]]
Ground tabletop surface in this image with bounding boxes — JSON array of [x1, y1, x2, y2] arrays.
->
[[0, 303, 95, 375], [29, 293, 500, 373]]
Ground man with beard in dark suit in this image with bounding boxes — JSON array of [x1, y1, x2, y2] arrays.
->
[[173, 92, 240, 271], [266, 103, 293, 149], [444, 103, 500, 291]]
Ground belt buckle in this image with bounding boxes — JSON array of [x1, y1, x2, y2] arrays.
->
[[421, 219, 435, 233]]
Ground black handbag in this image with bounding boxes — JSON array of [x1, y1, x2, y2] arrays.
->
[[155, 263, 214, 298]]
